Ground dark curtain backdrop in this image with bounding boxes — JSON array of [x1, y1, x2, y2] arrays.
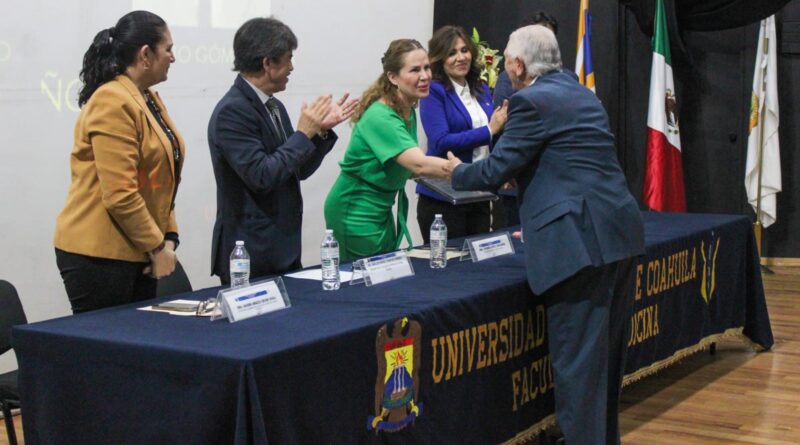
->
[[433, 0, 799, 257]]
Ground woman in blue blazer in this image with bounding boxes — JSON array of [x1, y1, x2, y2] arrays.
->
[[418, 26, 508, 243]]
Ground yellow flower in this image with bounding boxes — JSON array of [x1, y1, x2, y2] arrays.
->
[[471, 28, 503, 89]]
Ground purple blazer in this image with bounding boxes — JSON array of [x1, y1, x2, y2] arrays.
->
[[417, 79, 495, 200]]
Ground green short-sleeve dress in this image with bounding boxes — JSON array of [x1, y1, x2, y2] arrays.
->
[[324, 101, 418, 261]]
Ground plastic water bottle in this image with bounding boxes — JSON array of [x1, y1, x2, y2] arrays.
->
[[320, 229, 340, 290], [430, 214, 448, 269], [229, 240, 250, 288]]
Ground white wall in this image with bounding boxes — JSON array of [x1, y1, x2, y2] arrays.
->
[[0, 0, 434, 371]]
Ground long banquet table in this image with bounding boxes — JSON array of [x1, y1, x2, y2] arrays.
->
[[12, 212, 773, 444]]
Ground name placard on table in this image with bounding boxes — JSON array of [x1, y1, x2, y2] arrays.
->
[[461, 231, 515, 262], [212, 277, 291, 322], [350, 250, 415, 286]]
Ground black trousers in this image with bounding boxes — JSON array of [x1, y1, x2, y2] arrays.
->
[[416, 194, 490, 244], [55, 248, 157, 314], [541, 257, 636, 445]]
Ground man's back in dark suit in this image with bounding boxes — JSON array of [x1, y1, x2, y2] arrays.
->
[[452, 25, 644, 445], [454, 69, 643, 292]]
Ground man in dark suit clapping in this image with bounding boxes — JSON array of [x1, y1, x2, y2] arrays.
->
[[448, 25, 644, 445], [208, 17, 356, 284]]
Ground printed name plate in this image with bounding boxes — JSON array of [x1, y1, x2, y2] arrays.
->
[[350, 250, 415, 286], [461, 231, 515, 262], [212, 277, 291, 323]]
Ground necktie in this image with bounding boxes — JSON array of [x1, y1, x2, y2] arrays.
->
[[265, 97, 287, 143]]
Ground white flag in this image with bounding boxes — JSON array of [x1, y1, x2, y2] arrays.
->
[[745, 16, 781, 228]]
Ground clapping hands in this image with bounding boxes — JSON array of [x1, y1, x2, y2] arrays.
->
[[297, 95, 332, 138], [297, 93, 359, 139], [321, 93, 359, 130]]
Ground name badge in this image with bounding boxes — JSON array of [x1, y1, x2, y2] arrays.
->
[[462, 232, 515, 262], [213, 277, 291, 322], [351, 250, 415, 286]]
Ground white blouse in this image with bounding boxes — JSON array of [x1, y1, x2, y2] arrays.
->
[[451, 78, 490, 161]]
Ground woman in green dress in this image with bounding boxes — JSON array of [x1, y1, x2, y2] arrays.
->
[[324, 39, 452, 261]]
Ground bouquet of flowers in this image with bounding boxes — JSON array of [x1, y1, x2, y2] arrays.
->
[[471, 27, 502, 89]]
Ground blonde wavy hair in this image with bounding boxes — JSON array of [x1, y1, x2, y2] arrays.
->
[[350, 39, 425, 124]]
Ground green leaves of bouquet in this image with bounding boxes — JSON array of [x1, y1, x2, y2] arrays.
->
[[471, 28, 503, 89]]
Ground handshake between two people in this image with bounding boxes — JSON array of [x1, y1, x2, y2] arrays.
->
[[442, 152, 517, 191], [296, 93, 360, 139], [404, 149, 460, 181], [444, 151, 462, 177]]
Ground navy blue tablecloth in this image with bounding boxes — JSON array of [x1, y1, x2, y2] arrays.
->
[[12, 212, 772, 444]]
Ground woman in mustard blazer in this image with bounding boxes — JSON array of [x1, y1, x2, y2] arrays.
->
[[54, 11, 185, 313]]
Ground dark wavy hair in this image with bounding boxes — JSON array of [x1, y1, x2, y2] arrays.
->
[[233, 17, 297, 74], [78, 11, 167, 107], [523, 12, 559, 35], [428, 26, 484, 96]]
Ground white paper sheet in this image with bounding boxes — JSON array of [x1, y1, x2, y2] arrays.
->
[[285, 268, 353, 282]]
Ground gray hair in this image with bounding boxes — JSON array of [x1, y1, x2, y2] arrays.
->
[[505, 25, 562, 78]]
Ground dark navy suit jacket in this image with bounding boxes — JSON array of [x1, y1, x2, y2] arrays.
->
[[492, 71, 514, 108], [208, 75, 336, 281], [453, 70, 644, 294], [418, 80, 495, 200]]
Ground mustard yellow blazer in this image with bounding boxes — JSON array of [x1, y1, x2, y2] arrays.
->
[[54, 75, 185, 262]]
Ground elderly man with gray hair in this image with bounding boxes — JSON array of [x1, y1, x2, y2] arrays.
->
[[447, 25, 644, 445]]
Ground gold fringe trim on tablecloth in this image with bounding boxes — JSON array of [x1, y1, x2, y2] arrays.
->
[[501, 327, 766, 444], [499, 414, 556, 445], [622, 327, 764, 387]]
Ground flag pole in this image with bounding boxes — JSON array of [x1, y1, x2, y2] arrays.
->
[[754, 112, 765, 259], [754, 24, 772, 273]]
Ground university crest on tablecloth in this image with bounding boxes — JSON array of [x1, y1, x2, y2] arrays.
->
[[367, 317, 422, 432]]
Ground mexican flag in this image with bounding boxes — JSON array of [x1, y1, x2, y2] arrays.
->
[[643, 0, 685, 212]]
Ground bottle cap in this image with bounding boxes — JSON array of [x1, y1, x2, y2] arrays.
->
[[235, 240, 244, 246], [435, 214, 442, 218], [326, 229, 333, 234]]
